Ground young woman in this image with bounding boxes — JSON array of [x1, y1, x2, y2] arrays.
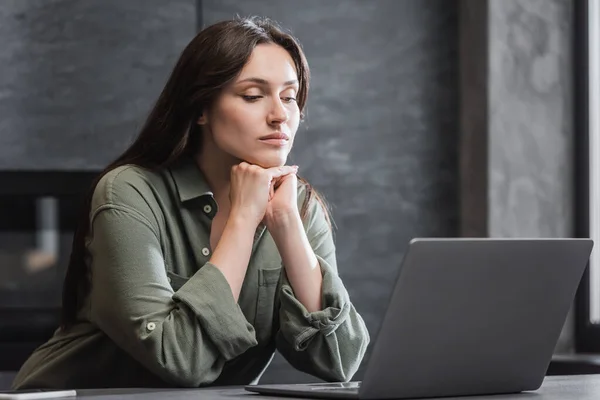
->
[[12, 16, 369, 390]]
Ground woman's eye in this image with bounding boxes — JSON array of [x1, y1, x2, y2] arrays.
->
[[282, 97, 297, 103], [242, 95, 262, 101]]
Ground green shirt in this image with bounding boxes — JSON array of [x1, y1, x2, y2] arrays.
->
[[12, 157, 369, 389]]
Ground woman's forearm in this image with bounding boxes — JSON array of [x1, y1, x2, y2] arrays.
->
[[270, 213, 323, 312], [209, 215, 256, 301]]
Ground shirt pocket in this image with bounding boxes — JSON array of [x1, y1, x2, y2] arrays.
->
[[255, 267, 282, 344], [166, 271, 189, 292]]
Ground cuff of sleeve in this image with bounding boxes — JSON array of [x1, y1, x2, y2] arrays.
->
[[279, 255, 351, 351], [173, 262, 258, 360]]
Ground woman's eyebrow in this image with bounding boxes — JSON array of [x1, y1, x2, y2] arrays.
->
[[237, 77, 299, 87]]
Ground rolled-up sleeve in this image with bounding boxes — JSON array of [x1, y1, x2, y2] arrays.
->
[[276, 187, 370, 382], [88, 182, 257, 387]]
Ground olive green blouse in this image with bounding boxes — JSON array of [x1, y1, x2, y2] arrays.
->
[[12, 156, 369, 389]]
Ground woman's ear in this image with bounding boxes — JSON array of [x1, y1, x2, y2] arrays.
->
[[197, 111, 207, 125]]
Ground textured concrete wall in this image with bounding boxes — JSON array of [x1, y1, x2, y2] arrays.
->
[[488, 0, 573, 239], [203, 0, 460, 384], [0, 0, 195, 170]]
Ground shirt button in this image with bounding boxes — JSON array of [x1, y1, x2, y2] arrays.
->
[[202, 247, 210, 256], [203, 204, 212, 214], [146, 322, 156, 332], [167, 277, 172, 283]]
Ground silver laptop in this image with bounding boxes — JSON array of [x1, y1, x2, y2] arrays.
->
[[245, 238, 593, 399]]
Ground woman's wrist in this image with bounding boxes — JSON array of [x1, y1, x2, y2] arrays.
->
[[228, 209, 261, 232], [268, 212, 303, 249], [267, 209, 302, 233]]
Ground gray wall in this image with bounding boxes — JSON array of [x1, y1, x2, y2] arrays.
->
[[489, 0, 573, 240], [202, 0, 460, 383], [0, 0, 195, 171]]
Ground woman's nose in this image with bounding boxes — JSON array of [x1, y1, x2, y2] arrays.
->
[[268, 99, 288, 124]]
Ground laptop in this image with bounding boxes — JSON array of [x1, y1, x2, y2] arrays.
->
[[245, 238, 593, 399]]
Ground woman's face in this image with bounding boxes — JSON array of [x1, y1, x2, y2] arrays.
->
[[200, 43, 301, 168]]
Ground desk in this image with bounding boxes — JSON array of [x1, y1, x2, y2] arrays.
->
[[73, 375, 600, 399]]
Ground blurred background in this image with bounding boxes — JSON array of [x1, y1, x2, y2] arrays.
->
[[0, 0, 599, 388]]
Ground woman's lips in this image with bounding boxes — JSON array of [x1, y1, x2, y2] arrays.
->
[[259, 138, 289, 146]]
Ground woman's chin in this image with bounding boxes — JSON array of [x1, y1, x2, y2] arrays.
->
[[244, 155, 288, 169]]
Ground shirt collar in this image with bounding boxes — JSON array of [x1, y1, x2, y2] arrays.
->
[[168, 156, 214, 203]]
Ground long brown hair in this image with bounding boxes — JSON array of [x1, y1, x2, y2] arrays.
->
[[60, 16, 332, 328]]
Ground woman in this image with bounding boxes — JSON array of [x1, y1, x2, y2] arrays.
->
[[12, 16, 369, 390]]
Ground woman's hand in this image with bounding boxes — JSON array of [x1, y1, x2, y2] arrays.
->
[[229, 162, 297, 228], [263, 167, 300, 230]]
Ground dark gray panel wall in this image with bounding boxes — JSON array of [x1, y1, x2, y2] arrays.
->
[[0, 0, 195, 171], [203, 0, 459, 383]]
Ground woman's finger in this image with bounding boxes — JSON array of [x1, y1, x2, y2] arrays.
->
[[267, 165, 298, 179]]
